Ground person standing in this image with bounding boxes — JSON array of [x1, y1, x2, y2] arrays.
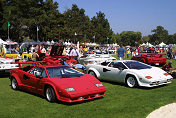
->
[[31, 49, 39, 61], [69, 46, 80, 61], [126, 49, 130, 58], [117, 45, 126, 60]]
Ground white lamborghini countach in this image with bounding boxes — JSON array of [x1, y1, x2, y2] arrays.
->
[[0, 58, 18, 74], [86, 60, 173, 88]]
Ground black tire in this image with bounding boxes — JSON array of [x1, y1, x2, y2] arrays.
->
[[125, 76, 138, 88], [88, 71, 97, 78], [45, 86, 57, 102], [11, 77, 19, 90]]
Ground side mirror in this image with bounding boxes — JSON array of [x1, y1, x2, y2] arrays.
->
[[118, 67, 124, 70], [36, 75, 43, 79]]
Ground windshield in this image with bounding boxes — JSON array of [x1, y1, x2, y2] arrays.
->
[[46, 66, 84, 78], [123, 61, 152, 69]]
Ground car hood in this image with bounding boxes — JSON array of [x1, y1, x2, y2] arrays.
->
[[50, 44, 65, 56], [50, 74, 102, 91], [128, 67, 169, 78]]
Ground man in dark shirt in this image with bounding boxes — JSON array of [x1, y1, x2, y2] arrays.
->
[[162, 61, 172, 72], [162, 61, 176, 78]]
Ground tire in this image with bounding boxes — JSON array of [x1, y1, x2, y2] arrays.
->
[[11, 77, 19, 90], [45, 86, 57, 102], [88, 71, 97, 78], [126, 76, 138, 88]]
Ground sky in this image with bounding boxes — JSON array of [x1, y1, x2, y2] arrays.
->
[[54, 0, 176, 36]]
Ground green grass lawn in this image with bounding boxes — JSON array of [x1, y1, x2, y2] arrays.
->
[[0, 53, 176, 118], [1, 77, 176, 118]]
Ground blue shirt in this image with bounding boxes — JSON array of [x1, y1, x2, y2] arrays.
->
[[117, 48, 126, 57]]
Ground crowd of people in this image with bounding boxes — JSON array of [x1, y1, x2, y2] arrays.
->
[[1, 42, 176, 77]]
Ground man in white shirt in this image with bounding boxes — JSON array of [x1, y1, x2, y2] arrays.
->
[[69, 46, 80, 60]]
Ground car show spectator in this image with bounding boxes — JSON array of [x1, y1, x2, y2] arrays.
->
[[39, 45, 46, 60], [126, 49, 130, 58], [69, 46, 80, 61], [83, 46, 88, 55], [167, 48, 172, 59], [117, 45, 126, 60], [30, 45, 35, 53], [31, 49, 39, 62], [162, 61, 176, 78]]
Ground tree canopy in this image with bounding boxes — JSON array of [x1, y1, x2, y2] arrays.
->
[[0, 0, 176, 44]]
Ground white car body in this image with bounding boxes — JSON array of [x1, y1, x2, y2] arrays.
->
[[0, 58, 18, 73], [86, 60, 173, 87], [79, 54, 116, 64]]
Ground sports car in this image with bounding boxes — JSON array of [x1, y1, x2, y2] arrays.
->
[[86, 60, 173, 88], [131, 53, 167, 66], [0, 58, 18, 74], [79, 54, 116, 64], [10, 62, 106, 103]]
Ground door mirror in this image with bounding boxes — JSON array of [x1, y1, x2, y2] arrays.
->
[[36, 75, 43, 79], [118, 67, 124, 70]]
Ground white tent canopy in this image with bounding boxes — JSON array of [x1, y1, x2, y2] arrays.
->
[[140, 43, 146, 46], [159, 42, 166, 47], [146, 42, 153, 47], [5, 39, 18, 45], [0, 38, 7, 44]]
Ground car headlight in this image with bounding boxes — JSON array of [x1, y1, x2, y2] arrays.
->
[[164, 73, 169, 76], [64, 88, 75, 92], [95, 83, 103, 87], [145, 76, 152, 79]]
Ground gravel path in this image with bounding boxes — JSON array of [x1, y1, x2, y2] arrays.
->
[[147, 103, 176, 118]]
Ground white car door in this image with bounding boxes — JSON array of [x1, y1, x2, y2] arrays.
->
[[102, 62, 127, 83]]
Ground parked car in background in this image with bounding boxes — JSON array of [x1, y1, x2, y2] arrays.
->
[[79, 54, 116, 64], [86, 60, 172, 88], [131, 53, 167, 66], [0, 58, 18, 74]]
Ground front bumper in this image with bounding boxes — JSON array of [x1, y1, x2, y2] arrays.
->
[[139, 78, 173, 87], [58, 88, 106, 103]]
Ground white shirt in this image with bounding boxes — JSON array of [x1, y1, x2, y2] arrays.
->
[[69, 48, 80, 57]]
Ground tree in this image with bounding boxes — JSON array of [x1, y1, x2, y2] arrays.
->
[[91, 11, 113, 43], [120, 31, 141, 46], [111, 32, 121, 44], [63, 4, 92, 43], [149, 26, 169, 44], [140, 36, 150, 44]]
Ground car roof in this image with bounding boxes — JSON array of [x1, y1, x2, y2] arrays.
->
[[114, 60, 136, 63]]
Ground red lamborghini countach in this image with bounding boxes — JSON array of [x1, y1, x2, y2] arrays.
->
[[131, 53, 167, 66], [9, 62, 106, 103]]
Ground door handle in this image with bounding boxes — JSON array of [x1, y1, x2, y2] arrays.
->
[[103, 68, 111, 72]]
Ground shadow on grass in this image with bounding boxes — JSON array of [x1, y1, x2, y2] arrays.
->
[[0, 73, 10, 78], [9, 84, 104, 106], [57, 97, 104, 106]]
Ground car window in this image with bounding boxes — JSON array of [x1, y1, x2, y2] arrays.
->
[[101, 61, 110, 66], [46, 66, 84, 78], [108, 62, 127, 69], [124, 61, 152, 69], [30, 67, 47, 77]]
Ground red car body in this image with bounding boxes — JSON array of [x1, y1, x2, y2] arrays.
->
[[9, 62, 106, 103], [131, 53, 167, 66]]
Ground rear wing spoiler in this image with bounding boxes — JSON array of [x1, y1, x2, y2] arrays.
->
[[11, 61, 49, 68]]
